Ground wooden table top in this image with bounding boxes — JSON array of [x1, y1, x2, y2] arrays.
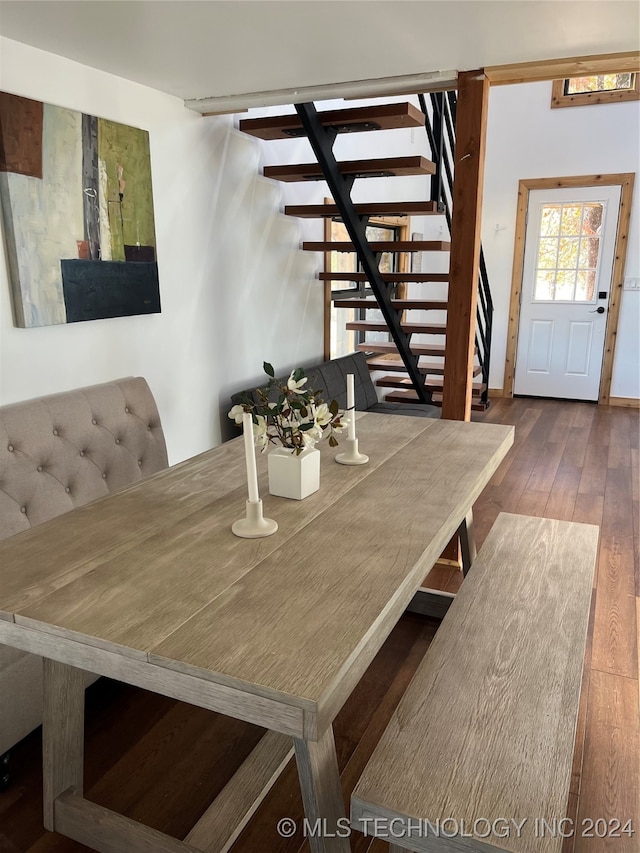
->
[[0, 414, 513, 734]]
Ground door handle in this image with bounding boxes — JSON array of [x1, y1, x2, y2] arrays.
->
[[590, 306, 606, 314]]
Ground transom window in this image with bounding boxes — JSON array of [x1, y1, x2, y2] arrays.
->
[[565, 73, 635, 95], [552, 72, 639, 108], [533, 202, 604, 302]]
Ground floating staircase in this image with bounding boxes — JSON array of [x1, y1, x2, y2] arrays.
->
[[239, 96, 493, 411]]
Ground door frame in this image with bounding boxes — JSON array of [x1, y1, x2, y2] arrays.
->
[[503, 173, 635, 404]]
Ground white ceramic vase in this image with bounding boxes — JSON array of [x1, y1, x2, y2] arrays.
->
[[267, 446, 320, 500]]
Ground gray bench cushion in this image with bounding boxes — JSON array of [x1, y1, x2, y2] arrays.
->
[[232, 352, 440, 419]]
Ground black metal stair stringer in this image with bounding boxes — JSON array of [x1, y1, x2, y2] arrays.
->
[[419, 91, 494, 407], [294, 102, 431, 405]]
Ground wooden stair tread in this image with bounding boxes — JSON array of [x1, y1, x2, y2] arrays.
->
[[385, 388, 487, 410], [357, 341, 447, 357], [377, 376, 486, 395], [333, 298, 448, 310], [366, 357, 446, 375], [240, 103, 425, 140], [346, 320, 446, 334], [366, 357, 482, 377], [264, 156, 435, 183], [430, 391, 487, 411], [360, 341, 477, 357], [285, 201, 440, 218], [322, 273, 449, 283], [304, 240, 450, 253]]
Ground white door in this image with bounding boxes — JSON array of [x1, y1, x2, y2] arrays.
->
[[514, 185, 621, 400]]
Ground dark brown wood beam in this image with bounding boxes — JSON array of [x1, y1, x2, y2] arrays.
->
[[442, 69, 489, 422]]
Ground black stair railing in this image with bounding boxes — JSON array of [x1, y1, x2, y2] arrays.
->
[[419, 92, 494, 406], [294, 102, 431, 404]]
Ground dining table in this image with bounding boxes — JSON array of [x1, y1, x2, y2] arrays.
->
[[0, 412, 514, 853]]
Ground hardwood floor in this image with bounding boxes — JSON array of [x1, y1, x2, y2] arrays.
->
[[1, 398, 638, 852]]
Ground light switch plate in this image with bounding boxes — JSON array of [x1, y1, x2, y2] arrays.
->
[[623, 277, 640, 290]]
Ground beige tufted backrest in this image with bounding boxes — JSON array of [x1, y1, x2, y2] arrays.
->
[[0, 377, 168, 540]]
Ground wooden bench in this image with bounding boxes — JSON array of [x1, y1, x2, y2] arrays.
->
[[351, 512, 599, 853]]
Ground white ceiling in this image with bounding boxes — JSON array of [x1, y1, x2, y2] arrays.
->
[[0, 1, 638, 104]]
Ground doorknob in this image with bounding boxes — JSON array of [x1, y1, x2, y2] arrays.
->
[[590, 306, 606, 314]]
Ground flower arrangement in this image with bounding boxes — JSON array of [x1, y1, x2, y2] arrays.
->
[[229, 363, 348, 454]]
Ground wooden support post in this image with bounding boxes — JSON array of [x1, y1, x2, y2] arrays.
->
[[294, 728, 349, 853], [442, 69, 489, 422], [439, 70, 489, 565], [42, 659, 85, 830]]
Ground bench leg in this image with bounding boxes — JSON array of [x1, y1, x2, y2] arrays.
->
[[42, 659, 85, 831], [458, 508, 477, 577], [294, 727, 349, 853]]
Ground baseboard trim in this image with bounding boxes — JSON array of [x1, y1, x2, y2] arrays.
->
[[608, 396, 640, 408], [489, 387, 506, 398]]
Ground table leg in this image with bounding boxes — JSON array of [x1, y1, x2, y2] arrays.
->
[[294, 728, 350, 852], [42, 659, 85, 831], [459, 508, 477, 577]]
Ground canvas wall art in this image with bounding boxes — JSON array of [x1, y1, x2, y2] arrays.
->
[[0, 92, 160, 327]]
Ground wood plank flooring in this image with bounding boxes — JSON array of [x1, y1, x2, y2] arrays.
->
[[0, 398, 638, 853]]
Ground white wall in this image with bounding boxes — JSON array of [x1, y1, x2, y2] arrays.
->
[[483, 81, 640, 399], [0, 38, 324, 462]]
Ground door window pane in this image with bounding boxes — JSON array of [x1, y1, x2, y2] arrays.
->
[[538, 238, 558, 269], [533, 202, 604, 302], [558, 237, 579, 268], [540, 206, 561, 236]]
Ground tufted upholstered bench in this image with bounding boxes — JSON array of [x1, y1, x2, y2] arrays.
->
[[0, 377, 168, 758]]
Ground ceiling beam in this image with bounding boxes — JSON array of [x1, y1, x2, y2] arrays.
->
[[486, 50, 640, 86], [184, 70, 458, 115]]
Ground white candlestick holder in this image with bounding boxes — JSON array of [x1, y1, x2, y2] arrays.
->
[[232, 499, 278, 538], [336, 437, 369, 466]]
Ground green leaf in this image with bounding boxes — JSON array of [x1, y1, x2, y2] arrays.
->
[[300, 406, 308, 418], [299, 422, 314, 431], [329, 399, 339, 416], [329, 435, 338, 447], [264, 362, 275, 377], [293, 367, 305, 382]]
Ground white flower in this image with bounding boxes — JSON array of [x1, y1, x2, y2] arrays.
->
[[253, 415, 269, 450], [228, 404, 245, 425], [301, 424, 323, 448], [314, 403, 333, 426], [287, 371, 308, 393], [333, 416, 348, 434]]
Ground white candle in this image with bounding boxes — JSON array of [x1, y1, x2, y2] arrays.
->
[[242, 412, 260, 503], [347, 373, 356, 440]]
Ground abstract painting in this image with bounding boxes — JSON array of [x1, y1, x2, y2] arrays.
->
[[0, 92, 160, 327]]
